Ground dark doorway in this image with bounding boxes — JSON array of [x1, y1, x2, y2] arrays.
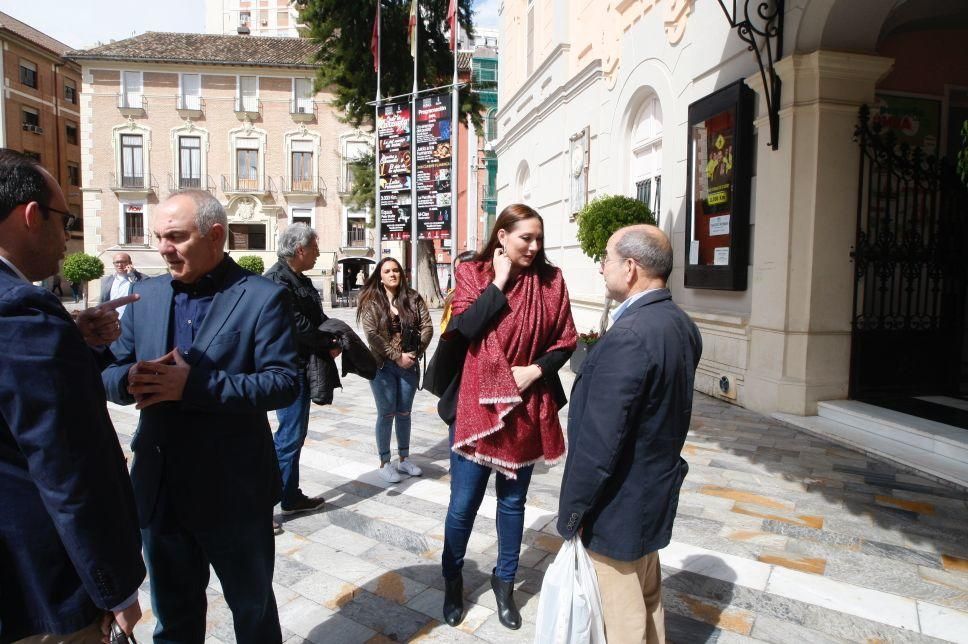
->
[[849, 106, 968, 426]]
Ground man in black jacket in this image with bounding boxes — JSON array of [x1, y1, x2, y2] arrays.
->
[[557, 225, 702, 644], [264, 223, 340, 518]]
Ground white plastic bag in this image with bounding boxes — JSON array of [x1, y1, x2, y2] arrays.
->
[[533, 537, 607, 644]]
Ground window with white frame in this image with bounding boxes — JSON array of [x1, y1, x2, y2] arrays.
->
[[290, 140, 314, 191], [516, 162, 532, 203], [238, 76, 258, 112], [228, 223, 266, 250], [291, 207, 312, 226], [346, 210, 367, 248], [178, 136, 202, 188], [342, 140, 369, 192], [123, 203, 145, 245], [120, 134, 145, 188], [22, 107, 40, 130], [236, 138, 260, 191], [121, 71, 142, 109], [293, 78, 313, 114], [630, 96, 663, 224], [180, 73, 201, 110], [240, 10, 251, 25]]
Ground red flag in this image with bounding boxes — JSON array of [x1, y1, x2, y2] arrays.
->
[[448, 0, 457, 51], [408, 0, 418, 59], [371, 1, 380, 72]]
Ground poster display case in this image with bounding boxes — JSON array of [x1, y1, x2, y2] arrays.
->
[[685, 81, 754, 290]]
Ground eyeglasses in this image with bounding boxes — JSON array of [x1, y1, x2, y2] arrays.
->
[[37, 203, 77, 232], [599, 256, 625, 270]]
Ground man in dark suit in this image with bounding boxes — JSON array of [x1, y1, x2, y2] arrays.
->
[[558, 225, 702, 644], [102, 189, 299, 643], [0, 149, 145, 642], [100, 251, 147, 315]]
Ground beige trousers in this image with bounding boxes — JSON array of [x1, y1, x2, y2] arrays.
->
[[589, 549, 665, 644], [13, 619, 104, 644]]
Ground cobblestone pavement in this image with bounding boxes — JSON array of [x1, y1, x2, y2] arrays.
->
[[106, 307, 968, 643]]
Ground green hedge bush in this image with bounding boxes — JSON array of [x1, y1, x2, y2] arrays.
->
[[61, 252, 104, 284], [237, 255, 265, 275], [576, 195, 655, 262]]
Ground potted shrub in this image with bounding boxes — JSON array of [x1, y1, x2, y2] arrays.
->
[[237, 255, 265, 275], [570, 329, 600, 373], [576, 195, 655, 334], [61, 252, 105, 307]]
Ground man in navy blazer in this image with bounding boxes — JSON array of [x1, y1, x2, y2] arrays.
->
[[0, 149, 145, 642], [558, 225, 702, 644], [102, 189, 299, 643]]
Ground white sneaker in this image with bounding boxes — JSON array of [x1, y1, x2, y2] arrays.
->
[[378, 462, 402, 484], [396, 460, 423, 477]]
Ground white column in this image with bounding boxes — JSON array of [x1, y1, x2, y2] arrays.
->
[[744, 51, 893, 416]]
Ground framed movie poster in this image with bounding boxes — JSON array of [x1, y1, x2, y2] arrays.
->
[[685, 80, 754, 290]]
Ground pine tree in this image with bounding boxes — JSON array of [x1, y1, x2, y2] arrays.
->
[[296, 0, 483, 305]]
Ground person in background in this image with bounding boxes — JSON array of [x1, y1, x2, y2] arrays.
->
[[264, 223, 340, 527], [440, 204, 576, 630], [100, 251, 147, 317], [0, 148, 145, 642], [557, 225, 702, 644], [101, 189, 298, 643], [70, 278, 82, 303], [357, 257, 433, 484], [440, 250, 477, 333], [50, 272, 63, 296]]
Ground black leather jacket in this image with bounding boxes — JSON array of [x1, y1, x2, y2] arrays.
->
[[264, 260, 337, 366]]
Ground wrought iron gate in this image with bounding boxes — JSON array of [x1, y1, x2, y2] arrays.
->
[[850, 105, 968, 399]]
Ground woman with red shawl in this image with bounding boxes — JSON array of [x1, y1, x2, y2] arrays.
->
[[439, 204, 577, 630]]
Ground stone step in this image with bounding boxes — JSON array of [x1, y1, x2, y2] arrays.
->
[[774, 408, 968, 490]]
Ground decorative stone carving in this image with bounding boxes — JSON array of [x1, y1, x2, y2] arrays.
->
[[235, 198, 255, 221], [664, 0, 694, 45]]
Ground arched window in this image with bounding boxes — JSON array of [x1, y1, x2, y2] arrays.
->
[[630, 95, 663, 224], [485, 108, 498, 142], [516, 162, 532, 203]]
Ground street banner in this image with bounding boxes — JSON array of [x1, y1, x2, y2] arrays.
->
[[377, 101, 412, 240], [414, 93, 452, 240]]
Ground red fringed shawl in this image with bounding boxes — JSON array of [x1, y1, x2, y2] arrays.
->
[[451, 260, 577, 477]]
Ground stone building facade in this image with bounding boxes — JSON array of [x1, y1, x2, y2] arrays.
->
[[69, 32, 371, 301]]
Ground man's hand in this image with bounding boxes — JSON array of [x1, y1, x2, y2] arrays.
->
[[100, 599, 142, 643], [127, 349, 190, 409], [511, 364, 542, 393], [396, 352, 416, 369], [75, 294, 140, 347]]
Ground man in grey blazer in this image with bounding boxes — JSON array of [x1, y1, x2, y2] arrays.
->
[[102, 189, 299, 643], [557, 225, 702, 644], [100, 251, 147, 316]]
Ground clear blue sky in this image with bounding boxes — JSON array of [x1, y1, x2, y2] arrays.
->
[[1, 1, 499, 50]]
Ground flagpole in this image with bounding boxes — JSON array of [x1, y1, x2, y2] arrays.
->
[[410, 1, 419, 292], [374, 0, 382, 262], [450, 13, 458, 268]]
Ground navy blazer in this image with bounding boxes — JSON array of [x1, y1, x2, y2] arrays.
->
[[0, 263, 145, 641], [101, 258, 299, 530], [557, 289, 702, 561]]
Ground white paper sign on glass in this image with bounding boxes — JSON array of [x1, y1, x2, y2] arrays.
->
[[714, 247, 730, 265], [709, 215, 730, 237], [689, 240, 700, 265]]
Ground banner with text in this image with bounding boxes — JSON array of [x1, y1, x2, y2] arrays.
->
[[377, 101, 413, 241], [414, 93, 452, 240]]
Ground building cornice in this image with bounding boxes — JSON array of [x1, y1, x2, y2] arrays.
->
[[495, 57, 602, 155]]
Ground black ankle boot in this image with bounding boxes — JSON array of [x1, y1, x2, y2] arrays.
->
[[490, 572, 521, 630], [443, 575, 464, 626]]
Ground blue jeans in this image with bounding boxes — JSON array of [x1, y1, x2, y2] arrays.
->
[[141, 518, 281, 644], [274, 370, 310, 507], [442, 425, 535, 583], [370, 361, 418, 463]]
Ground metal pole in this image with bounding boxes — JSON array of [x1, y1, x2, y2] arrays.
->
[[410, 1, 419, 291], [374, 0, 382, 260], [450, 31, 458, 266]]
